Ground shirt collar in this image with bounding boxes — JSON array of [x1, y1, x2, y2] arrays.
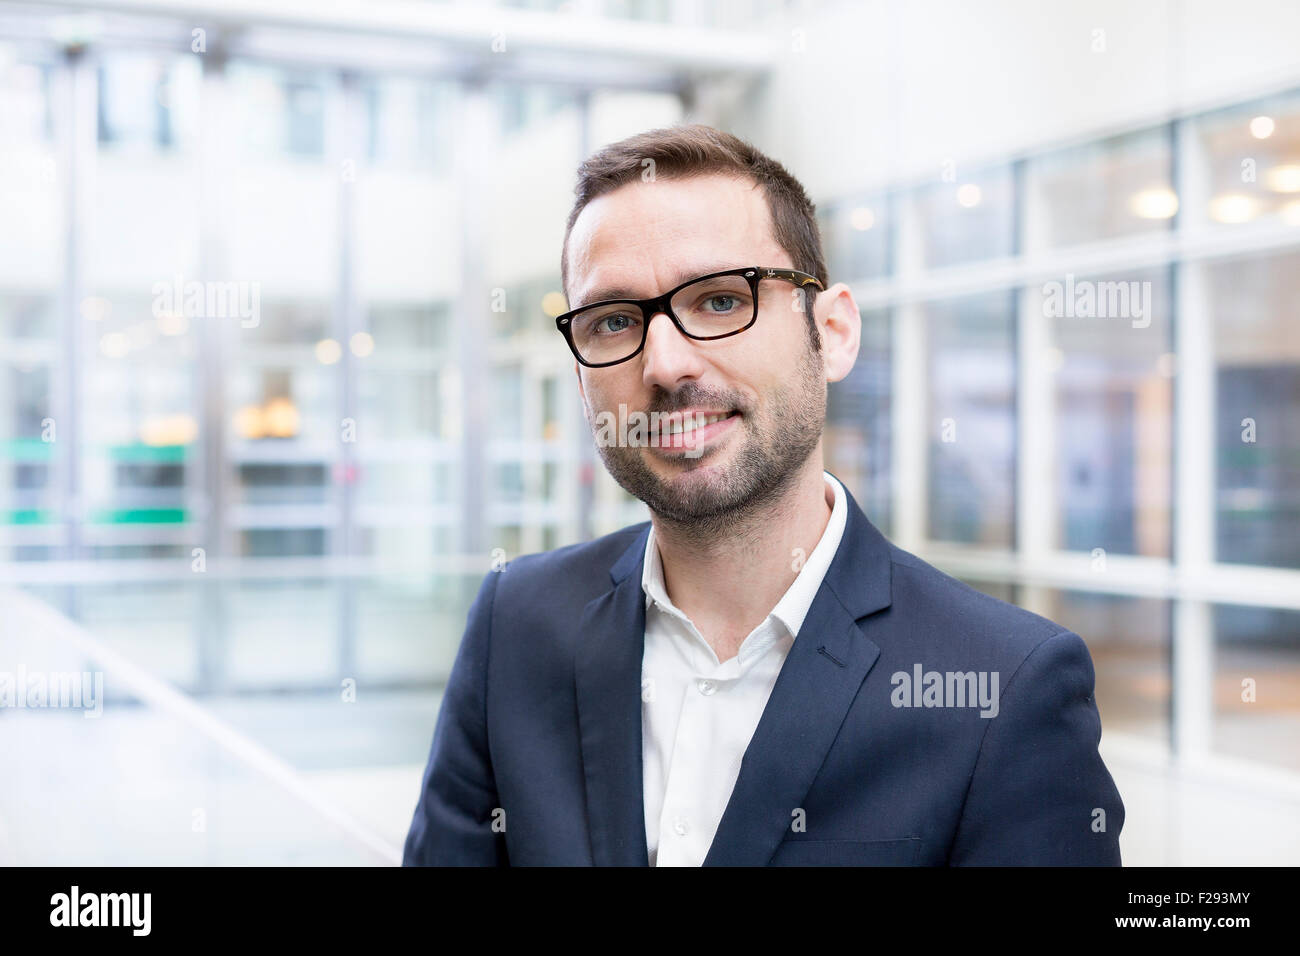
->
[[640, 471, 848, 640]]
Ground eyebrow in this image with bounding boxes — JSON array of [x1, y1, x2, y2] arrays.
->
[[574, 263, 743, 308]]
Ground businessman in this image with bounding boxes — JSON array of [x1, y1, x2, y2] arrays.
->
[[403, 124, 1124, 866]]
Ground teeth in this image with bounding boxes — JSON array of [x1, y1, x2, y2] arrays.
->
[[663, 413, 726, 436]]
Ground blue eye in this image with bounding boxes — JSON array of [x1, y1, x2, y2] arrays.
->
[[704, 295, 738, 313], [595, 312, 636, 334]]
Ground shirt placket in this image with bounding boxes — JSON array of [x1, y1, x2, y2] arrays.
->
[[656, 618, 765, 866]]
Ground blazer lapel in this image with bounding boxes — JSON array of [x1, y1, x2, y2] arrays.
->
[[574, 526, 652, 867], [703, 483, 893, 866]]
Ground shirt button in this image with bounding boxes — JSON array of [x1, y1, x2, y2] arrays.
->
[[673, 817, 689, 836], [698, 679, 717, 696]]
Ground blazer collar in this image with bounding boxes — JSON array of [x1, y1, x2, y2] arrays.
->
[[577, 474, 893, 866]]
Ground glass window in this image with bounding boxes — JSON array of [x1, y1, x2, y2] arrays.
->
[[222, 60, 339, 569], [225, 579, 338, 686], [490, 363, 524, 441], [358, 367, 442, 441], [1025, 127, 1174, 248], [0, 52, 52, 143], [361, 76, 454, 172], [367, 304, 450, 352], [1190, 89, 1300, 229], [1, 52, 63, 561], [491, 281, 535, 342], [229, 301, 338, 442], [914, 164, 1015, 269], [1214, 604, 1300, 772], [1045, 590, 1172, 744], [86, 52, 203, 558], [604, 0, 671, 21], [925, 291, 1016, 546], [1210, 250, 1300, 568], [227, 63, 328, 160], [97, 51, 201, 153], [0, 360, 56, 553], [1034, 267, 1174, 556], [826, 307, 891, 533], [355, 575, 473, 684], [818, 193, 892, 282], [497, 85, 575, 137], [227, 297, 337, 559], [351, 76, 459, 573], [73, 582, 204, 689], [80, 293, 198, 535]]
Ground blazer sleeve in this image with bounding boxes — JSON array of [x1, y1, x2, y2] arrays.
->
[[402, 571, 508, 866], [948, 629, 1125, 865]]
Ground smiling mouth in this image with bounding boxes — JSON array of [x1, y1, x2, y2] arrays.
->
[[650, 409, 740, 452]]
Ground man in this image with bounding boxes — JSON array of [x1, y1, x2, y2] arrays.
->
[[403, 124, 1124, 866]]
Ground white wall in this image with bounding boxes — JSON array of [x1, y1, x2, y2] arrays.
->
[[725, 0, 1300, 198]]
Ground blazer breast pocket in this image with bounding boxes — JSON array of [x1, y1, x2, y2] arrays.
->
[[768, 837, 922, 867]]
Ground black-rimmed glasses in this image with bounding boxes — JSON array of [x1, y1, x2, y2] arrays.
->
[[555, 266, 824, 368]]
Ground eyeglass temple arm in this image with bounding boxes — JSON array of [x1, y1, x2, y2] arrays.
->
[[762, 267, 824, 290]]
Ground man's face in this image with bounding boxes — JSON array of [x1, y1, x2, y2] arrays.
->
[[565, 173, 827, 526]]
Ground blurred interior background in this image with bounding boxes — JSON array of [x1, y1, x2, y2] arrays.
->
[[1, 0, 1298, 865]]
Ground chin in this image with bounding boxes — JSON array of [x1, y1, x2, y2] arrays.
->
[[647, 443, 729, 476]]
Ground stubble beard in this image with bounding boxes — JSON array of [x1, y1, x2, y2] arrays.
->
[[591, 337, 826, 540]]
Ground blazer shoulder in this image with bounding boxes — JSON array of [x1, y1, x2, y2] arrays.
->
[[492, 521, 649, 605], [885, 543, 1071, 657]]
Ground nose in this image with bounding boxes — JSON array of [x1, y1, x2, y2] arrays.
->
[[639, 309, 705, 392]]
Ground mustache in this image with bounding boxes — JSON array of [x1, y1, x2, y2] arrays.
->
[[645, 383, 748, 416]]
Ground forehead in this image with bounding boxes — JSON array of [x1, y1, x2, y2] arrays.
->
[[565, 173, 788, 305]]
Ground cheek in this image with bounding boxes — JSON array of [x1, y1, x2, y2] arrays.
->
[[736, 331, 820, 412], [725, 322, 803, 382], [582, 369, 640, 412]]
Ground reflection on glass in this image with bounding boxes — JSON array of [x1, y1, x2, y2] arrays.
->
[[498, 85, 576, 136], [352, 78, 458, 568], [358, 370, 441, 441], [826, 307, 891, 532], [368, 304, 450, 352], [926, 291, 1016, 546], [0, 327, 56, 545], [915, 165, 1015, 269], [1191, 89, 1300, 228], [355, 576, 472, 684], [490, 364, 524, 440], [357, 462, 448, 510], [1210, 251, 1300, 568], [1214, 604, 1300, 772], [0, 49, 62, 561], [223, 579, 338, 687], [0, 51, 52, 143], [80, 294, 197, 544], [227, 298, 337, 559], [1025, 127, 1173, 247], [493, 277, 557, 342], [819, 194, 892, 282], [361, 76, 454, 172], [494, 462, 526, 504], [604, 0, 671, 21], [228, 63, 328, 159], [1041, 268, 1173, 556], [97, 52, 201, 153]]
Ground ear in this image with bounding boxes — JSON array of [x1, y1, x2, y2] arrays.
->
[[815, 282, 861, 383]]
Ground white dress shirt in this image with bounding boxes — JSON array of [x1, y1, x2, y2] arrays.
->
[[640, 471, 848, 866]]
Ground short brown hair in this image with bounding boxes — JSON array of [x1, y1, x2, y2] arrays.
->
[[561, 124, 827, 298]]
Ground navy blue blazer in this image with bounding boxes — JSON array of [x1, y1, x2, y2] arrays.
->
[[403, 479, 1124, 865]]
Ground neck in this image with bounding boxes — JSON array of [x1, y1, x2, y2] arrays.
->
[[651, 452, 833, 663]]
